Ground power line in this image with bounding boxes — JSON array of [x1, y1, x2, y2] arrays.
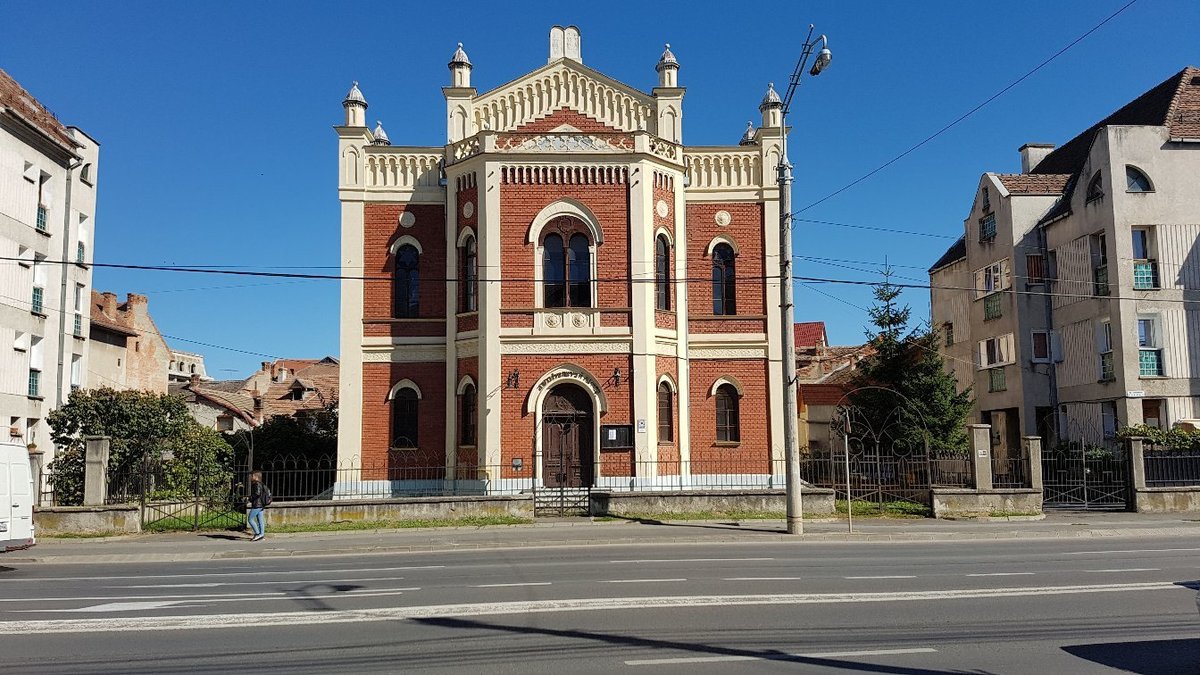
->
[[792, 0, 1140, 215], [795, 218, 957, 240]]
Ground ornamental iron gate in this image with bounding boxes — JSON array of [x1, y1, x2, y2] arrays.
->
[[107, 452, 244, 530], [534, 384, 593, 516], [1040, 412, 1130, 510]]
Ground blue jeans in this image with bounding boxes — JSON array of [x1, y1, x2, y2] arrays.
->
[[248, 508, 265, 537]]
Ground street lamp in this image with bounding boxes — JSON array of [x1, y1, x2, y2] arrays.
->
[[777, 24, 832, 535]]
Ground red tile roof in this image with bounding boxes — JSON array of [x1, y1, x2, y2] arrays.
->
[[794, 322, 827, 349], [259, 362, 339, 419], [994, 173, 1071, 195], [0, 68, 79, 151]]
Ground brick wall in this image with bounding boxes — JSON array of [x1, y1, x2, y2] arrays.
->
[[363, 202, 447, 338], [656, 356, 680, 470], [513, 108, 623, 134], [361, 361, 447, 478], [687, 358, 772, 472], [685, 202, 766, 333]]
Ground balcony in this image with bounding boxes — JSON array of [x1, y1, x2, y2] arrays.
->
[[1139, 349, 1165, 377], [1132, 260, 1159, 290], [1093, 264, 1110, 296], [988, 367, 1007, 392], [983, 294, 1003, 321], [1099, 352, 1115, 382]]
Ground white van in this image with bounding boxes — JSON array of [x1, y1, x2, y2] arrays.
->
[[1, 441, 35, 552]]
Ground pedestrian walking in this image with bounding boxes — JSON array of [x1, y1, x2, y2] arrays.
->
[[247, 470, 271, 541]]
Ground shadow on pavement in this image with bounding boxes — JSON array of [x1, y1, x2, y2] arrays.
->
[[602, 514, 784, 534], [197, 533, 247, 541], [1061, 638, 1200, 674], [413, 616, 968, 674]]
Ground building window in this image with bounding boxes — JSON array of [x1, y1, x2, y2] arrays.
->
[[1126, 166, 1153, 192], [393, 244, 420, 318], [1131, 228, 1158, 290], [1138, 317, 1164, 377], [657, 382, 673, 443], [988, 367, 1006, 392], [1090, 233, 1109, 296], [27, 369, 41, 398], [978, 213, 996, 242], [1101, 401, 1118, 438], [35, 205, 47, 232], [974, 260, 1009, 298], [392, 388, 419, 448], [542, 230, 592, 308], [1032, 330, 1051, 363], [715, 383, 740, 443], [979, 333, 1013, 368], [216, 415, 234, 432], [711, 243, 737, 315], [655, 234, 671, 311], [1142, 399, 1164, 429], [983, 294, 1003, 321], [76, 241, 86, 264], [1086, 171, 1104, 202], [460, 235, 477, 312], [70, 354, 81, 390], [1098, 321, 1114, 381], [981, 186, 991, 212], [943, 322, 954, 347], [1026, 254, 1046, 284], [73, 313, 82, 338], [30, 286, 44, 315], [459, 383, 477, 446]]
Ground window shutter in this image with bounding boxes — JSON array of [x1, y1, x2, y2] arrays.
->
[[1051, 331, 1064, 363], [977, 340, 987, 369], [974, 269, 985, 299], [999, 333, 1014, 364], [1001, 259, 1012, 290]]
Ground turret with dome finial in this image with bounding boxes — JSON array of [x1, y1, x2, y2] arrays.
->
[[371, 120, 390, 146], [449, 42, 473, 88], [343, 81, 367, 127], [758, 82, 782, 129], [739, 121, 756, 146], [656, 43, 679, 88]]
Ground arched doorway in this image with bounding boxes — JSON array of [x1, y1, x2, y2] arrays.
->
[[542, 383, 595, 488]]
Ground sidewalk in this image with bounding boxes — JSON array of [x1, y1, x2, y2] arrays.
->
[[11, 511, 1200, 564]]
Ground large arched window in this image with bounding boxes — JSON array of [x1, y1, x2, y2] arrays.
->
[[542, 225, 592, 308], [657, 382, 674, 442], [460, 235, 477, 312], [655, 234, 671, 310], [715, 383, 740, 443], [711, 243, 737, 315], [392, 388, 419, 448], [459, 383, 477, 446], [394, 244, 420, 318], [1126, 166, 1153, 192]]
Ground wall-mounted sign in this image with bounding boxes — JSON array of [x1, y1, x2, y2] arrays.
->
[[1126, 391, 1145, 398], [636, 419, 647, 433]]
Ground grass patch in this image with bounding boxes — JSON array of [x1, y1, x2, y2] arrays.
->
[[988, 510, 1042, 518], [604, 510, 787, 521], [268, 515, 533, 533], [42, 530, 124, 539], [835, 499, 930, 519]]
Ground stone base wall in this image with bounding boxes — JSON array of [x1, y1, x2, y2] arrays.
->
[[931, 488, 1042, 518], [34, 506, 141, 535], [589, 488, 836, 517], [264, 495, 533, 526], [1133, 487, 1200, 513]]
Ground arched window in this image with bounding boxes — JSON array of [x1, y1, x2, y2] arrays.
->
[[460, 235, 477, 312], [542, 225, 592, 308], [711, 243, 737, 315], [1085, 171, 1104, 202], [459, 383, 477, 446], [657, 382, 673, 442], [1126, 166, 1153, 192], [394, 244, 420, 318], [715, 383, 740, 443], [392, 388, 419, 448], [655, 235, 671, 310]]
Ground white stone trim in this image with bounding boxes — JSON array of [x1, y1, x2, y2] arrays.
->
[[456, 226, 477, 248], [362, 345, 447, 362], [527, 198, 605, 245], [524, 364, 609, 415], [387, 379, 423, 400], [456, 375, 477, 395], [710, 375, 744, 397], [389, 234, 423, 255], [689, 346, 768, 359], [501, 339, 630, 354], [653, 226, 674, 248], [657, 373, 678, 393], [705, 234, 740, 257]]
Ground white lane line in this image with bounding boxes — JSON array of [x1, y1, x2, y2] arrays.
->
[[19, 588, 422, 613], [603, 578, 687, 584], [965, 573, 1036, 577], [0, 566, 444, 583], [0, 582, 1181, 634], [3, 588, 421, 605], [724, 577, 803, 581], [111, 576, 410, 589], [845, 575, 916, 580], [625, 647, 938, 666], [609, 558, 773, 564], [1063, 548, 1200, 555], [1084, 568, 1161, 573], [473, 582, 552, 588]]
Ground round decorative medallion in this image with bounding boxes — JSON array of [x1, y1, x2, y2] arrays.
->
[[714, 210, 732, 227], [655, 199, 670, 218], [572, 313, 587, 328], [462, 201, 475, 219], [399, 211, 416, 229], [546, 314, 561, 328]]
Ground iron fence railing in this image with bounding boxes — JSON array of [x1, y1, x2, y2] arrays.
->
[[930, 452, 974, 488], [992, 455, 1031, 489], [1143, 446, 1200, 487]]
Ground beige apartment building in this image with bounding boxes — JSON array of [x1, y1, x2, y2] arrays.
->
[[0, 69, 98, 460], [931, 66, 1200, 448]]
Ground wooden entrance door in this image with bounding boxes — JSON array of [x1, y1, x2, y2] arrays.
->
[[542, 384, 594, 488]]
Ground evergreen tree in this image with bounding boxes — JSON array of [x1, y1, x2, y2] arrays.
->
[[846, 270, 973, 452]]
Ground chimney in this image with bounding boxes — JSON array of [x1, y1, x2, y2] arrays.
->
[[100, 292, 117, 317], [125, 293, 149, 318], [261, 361, 271, 372], [189, 373, 201, 387], [1019, 143, 1055, 174]]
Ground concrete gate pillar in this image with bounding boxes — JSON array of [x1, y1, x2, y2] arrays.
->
[[968, 424, 992, 490], [27, 447, 44, 506], [82, 436, 111, 506], [1021, 436, 1044, 491]]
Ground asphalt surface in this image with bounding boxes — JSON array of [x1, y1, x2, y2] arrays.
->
[[2, 533, 1198, 673]]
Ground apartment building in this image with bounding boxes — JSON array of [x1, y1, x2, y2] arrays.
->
[[0, 69, 98, 458], [931, 66, 1200, 447]]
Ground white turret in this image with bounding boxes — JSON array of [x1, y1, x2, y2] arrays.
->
[[449, 42, 472, 88], [371, 120, 390, 146], [759, 82, 783, 129], [343, 81, 367, 127], [739, 121, 756, 146], [656, 44, 679, 88]]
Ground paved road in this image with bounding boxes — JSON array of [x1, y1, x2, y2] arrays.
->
[[2, 536, 1198, 673]]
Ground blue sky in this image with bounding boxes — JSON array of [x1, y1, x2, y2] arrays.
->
[[2, 1, 1197, 379]]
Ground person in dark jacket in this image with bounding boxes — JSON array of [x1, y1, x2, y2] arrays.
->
[[247, 471, 268, 541]]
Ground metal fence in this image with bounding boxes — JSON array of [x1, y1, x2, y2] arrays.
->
[[929, 451, 974, 488], [992, 454, 1031, 489], [1143, 444, 1200, 487]]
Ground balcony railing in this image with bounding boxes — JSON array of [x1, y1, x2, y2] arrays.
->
[[1132, 260, 1159, 290], [1100, 352, 1115, 381], [1139, 349, 1164, 377], [983, 294, 1003, 320], [1093, 264, 1110, 296], [988, 367, 1007, 392]]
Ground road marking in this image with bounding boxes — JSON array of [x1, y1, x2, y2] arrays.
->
[[1063, 548, 1200, 555], [111, 576, 410, 589], [609, 558, 773, 564], [0, 582, 1181, 634], [965, 573, 1036, 577], [6, 588, 421, 606], [625, 647, 938, 666], [473, 582, 551, 588], [844, 575, 915, 580], [1084, 568, 1160, 573], [0, 566, 443, 583], [724, 577, 803, 581], [60, 601, 197, 614], [603, 578, 687, 584]]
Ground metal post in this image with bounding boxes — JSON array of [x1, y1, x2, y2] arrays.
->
[[779, 99, 803, 535], [844, 430, 853, 534]]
